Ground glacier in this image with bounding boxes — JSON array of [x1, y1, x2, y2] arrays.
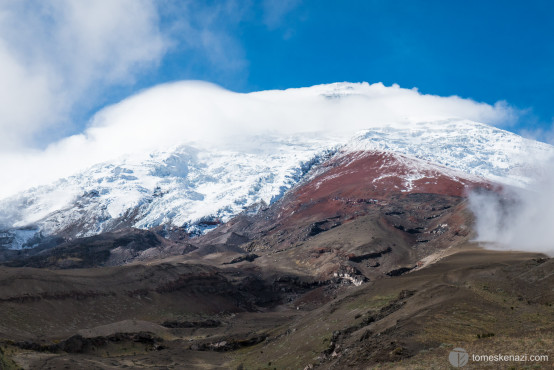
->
[[0, 136, 338, 248], [1, 82, 553, 250], [345, 119, 553, 188]]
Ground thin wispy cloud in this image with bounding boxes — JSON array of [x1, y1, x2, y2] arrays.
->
[[0, 0, 169, 151], [160, 1, 249, 74], [0, 0, 277, 153], [519, 122, 554, 146], [262, 0, 301, 29]]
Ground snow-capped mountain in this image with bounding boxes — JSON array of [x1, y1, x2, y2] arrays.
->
[[346, 119, 553, 188], [1, 83, 553, 250], [0, 136, 337, 249]]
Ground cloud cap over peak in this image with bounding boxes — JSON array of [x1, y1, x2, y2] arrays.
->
[[1, 80, 521, 199]]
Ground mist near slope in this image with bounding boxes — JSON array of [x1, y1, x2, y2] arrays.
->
[[469, 162, 554, 256], [0, 81, 517, 199]]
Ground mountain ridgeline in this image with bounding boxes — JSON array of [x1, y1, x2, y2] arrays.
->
[[0, 92, 552, 368], [0, 117, 552, 252]]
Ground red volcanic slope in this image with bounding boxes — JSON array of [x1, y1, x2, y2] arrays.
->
[[275, 150, 493, 223]]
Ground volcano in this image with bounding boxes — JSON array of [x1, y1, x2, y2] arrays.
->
[[0, 83, 552, 369]]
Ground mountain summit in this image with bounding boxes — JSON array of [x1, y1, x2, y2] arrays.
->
[[0, 83, 552, 369], [1, 113, 552, 251]]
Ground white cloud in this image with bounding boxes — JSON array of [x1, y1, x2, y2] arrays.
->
[[0, 2, 550, 256], [262, 0, 301, 29], [0, 0, 168, 151], [0, 1, 265, 153], [519, 121, 554, 145], [469, 164, 554, 256], [159, 1, 249, 75], [0, 39, 59, 150], [0, 80, 520, 199]]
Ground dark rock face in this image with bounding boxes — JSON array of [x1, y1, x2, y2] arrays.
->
[[14, 332, 163, 354], [386, 266, 416, 277], [0, 228, 182, 269], [162, 319, 222, 328], [307, 219, 341, 237], [223, 253, 259, 265], [0, 149, 550, 370], [191, 334, 268, 352], [348, 247, 392, 263]]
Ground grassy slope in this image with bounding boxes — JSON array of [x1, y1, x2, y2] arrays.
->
[[232, 246, 553, 369]]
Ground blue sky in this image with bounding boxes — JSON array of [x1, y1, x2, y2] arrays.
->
[[142, 0, 553, 137], [0, 0, 553, 151], [1, 1, 554, 252]]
